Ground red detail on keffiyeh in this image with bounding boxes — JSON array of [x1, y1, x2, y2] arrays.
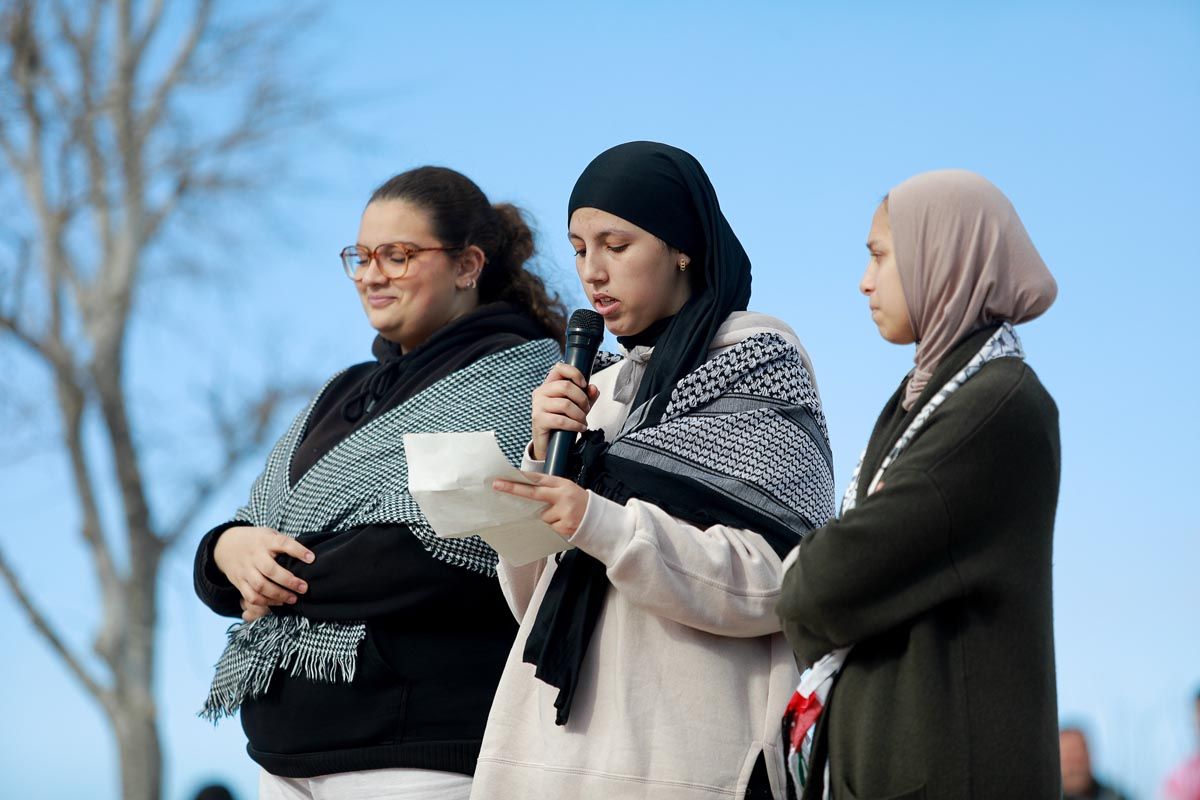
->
[[784, 688, 824, 751]]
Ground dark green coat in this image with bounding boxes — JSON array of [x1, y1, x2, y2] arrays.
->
[[777, 326, 1062, 800]]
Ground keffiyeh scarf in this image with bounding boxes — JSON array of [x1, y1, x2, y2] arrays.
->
[[200, 338, 560, 722]]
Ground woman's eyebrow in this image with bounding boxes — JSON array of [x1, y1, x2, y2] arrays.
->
[[568, 228, 635, 240]]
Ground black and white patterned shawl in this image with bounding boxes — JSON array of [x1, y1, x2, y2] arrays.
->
[[200, 338, 560, 722], [524, 330, 836, 725], [596, 331, 834, 538]]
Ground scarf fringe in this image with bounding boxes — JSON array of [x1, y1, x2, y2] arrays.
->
[[277, 629, 362, 685], [198, 617, 366, 723]]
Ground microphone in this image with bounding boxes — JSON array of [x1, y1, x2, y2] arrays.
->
[[545, 309, 604, 477]]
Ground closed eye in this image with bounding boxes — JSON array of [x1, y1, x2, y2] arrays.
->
[[608, 244, 629, 253]]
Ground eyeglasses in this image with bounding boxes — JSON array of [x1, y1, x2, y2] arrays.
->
[[339, 241, 463, 280]]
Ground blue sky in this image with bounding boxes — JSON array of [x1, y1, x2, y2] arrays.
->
[[1, 2, 1197, 798]]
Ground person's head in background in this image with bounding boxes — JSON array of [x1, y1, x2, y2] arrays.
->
[[1194, 686, 1200, 744], [1059, 726, 1098, 795], [342, 166, 566, 352], [192, 783, 235, 800]]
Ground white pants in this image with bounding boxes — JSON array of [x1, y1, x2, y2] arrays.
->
[[259, 768, 472, 800]]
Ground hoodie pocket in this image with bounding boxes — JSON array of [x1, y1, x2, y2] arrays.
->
[[240, 630, 409, 755]]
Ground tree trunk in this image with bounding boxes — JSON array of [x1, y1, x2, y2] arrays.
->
[[112, 693, 162, 800], [108, 555, 162, 800]]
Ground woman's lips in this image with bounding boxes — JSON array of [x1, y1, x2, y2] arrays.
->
[[368, 295, 397, 308], [592, 295, 620, 317]]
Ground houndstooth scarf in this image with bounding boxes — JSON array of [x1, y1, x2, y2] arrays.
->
[[784, 322, 1025, 793], [525, 330, 837, 725], [200, 338, 560, 722]]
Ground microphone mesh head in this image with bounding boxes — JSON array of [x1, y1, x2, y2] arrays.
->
[[567, 308, 604, 338]]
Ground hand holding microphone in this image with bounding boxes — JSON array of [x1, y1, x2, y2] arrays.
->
[[531, 310, 604, 475], [531, 364, 597, 461], [496, 310, 604, 540]]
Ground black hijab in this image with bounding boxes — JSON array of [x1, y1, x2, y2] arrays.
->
[[525, 142, 756, 725], [567, 140, 752, 428]]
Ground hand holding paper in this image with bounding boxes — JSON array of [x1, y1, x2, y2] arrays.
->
[[404, 431, 573, 566], [491, 471, 590, 541]]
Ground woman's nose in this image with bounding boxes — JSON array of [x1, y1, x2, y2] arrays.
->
[[859, 264, 874, 296], [578, 252, 605, 284], [358, 255, 388, 286]]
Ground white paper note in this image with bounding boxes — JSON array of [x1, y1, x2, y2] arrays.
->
[[404, 431, 572, 566]]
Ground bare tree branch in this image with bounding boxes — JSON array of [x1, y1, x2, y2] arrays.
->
[[0, 543, 111, 708], [0, 235, 33, 319], [0, 309, 75, 380], [131, 0, 166, 64], [8, 3, 54, 233], [138, 0, 213, 146], [52, 369, 122, 602], [0, 309, 45, 358], [0, 127, 19, 172], [3, 7, 88, 323], [55, 0, 114, 261], [161, 382, 310, 547]]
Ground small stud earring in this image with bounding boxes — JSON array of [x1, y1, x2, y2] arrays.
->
[[679, 259, 688, 272]]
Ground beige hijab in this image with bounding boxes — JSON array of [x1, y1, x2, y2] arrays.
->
[[888, 169, 1057, 409]]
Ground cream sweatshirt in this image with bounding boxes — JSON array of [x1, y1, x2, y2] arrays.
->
[[470, 313, 810, 800]]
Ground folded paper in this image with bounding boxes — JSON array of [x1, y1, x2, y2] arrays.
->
[[404, 431, 572, 566]]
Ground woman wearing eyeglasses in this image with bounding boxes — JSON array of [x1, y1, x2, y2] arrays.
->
[[193, 166, 564, 800]]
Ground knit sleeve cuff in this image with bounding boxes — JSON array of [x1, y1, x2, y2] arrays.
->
[[521, 441, 546, 473], [199, 521, 242, 589], [567, 491, 635, 567], [193, 520, 247, 617]]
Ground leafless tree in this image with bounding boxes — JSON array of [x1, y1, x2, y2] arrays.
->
[[0, 2, 320, 797]]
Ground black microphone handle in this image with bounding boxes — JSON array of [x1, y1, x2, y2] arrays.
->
[[544, 342, 598, 478]]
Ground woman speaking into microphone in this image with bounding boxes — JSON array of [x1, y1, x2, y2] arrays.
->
[[476, 141, 835, 800]]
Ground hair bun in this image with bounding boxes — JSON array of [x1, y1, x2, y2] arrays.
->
[[492, 203, 535, 269]]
